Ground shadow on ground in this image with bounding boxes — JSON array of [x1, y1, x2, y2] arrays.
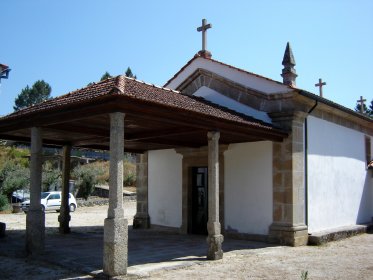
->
[[0, 225, 276, 276]]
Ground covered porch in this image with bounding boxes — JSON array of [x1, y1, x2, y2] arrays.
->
[[1, 208, 271, 278], [0, 76, 286, 276]]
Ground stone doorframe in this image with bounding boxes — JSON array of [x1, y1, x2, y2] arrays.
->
[[175, 145, 228, 235]]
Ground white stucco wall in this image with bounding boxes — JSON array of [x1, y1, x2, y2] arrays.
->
[[224, 141, 273, 235], [148, 149, 182, 228], [307, 116, 373, 233]]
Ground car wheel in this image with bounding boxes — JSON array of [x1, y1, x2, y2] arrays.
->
[[69, 204, 76, 212], [41, 205, 45, 212]]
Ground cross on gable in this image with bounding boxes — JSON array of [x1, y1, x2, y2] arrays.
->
[[315, 78, 326, 97], [357, 96, 367, 113], [197, 19, 212, 53]]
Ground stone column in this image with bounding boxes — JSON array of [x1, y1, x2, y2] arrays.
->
[[26, 127, 45, 255], [58, 145, 72, 234], [206, 131, 223, 260], [103, 112, 128, 276], [133, 152, 150, 229], [269, 113, 308, 246]]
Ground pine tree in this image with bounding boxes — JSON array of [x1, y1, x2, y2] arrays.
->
[[355, 99, 373, 117], [355, 103, 368, 114], [125, 67, 137, 79], [14, 80, 52, 111], [100, 72, 112, 81]]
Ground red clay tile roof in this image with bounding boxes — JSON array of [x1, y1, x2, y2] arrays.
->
[[3, 77, 118, 120], [119, 77, 276, 129], [1, 76, 283, 132]]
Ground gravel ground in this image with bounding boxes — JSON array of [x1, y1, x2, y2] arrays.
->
[[148, 234, 373, 280], [1, 203, 373, 280]]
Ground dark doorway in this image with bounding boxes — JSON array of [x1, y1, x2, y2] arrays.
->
[[191, 167, 208, 234]]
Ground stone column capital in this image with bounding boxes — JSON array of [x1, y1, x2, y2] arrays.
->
[[207, 131, 220, 141]]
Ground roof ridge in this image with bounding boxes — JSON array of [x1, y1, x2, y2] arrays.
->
[[164, 54, 294, 89], [55, 76, 117, 99], [123, 75, 180, 94], [113, 75, 125, 94]]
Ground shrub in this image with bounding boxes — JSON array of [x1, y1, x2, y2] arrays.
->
[[123, 161, 136, 186], [72, 165, 98, 200], [301, 271, 309, 280], [87, 161, 109, 184]]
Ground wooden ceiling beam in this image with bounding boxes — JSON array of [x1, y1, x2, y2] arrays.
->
[[126, 127, 203, 142], [44, 124, 110, 138], [135, 137, 204, 148], [0, 134, 70, 147]]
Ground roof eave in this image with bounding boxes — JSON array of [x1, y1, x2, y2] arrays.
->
[[297, 90, 373, 123]]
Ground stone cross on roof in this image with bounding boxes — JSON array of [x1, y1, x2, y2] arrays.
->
[[197, 19, 212, 58], [357, 96, 367, 113], [315, 78, 326, 97]]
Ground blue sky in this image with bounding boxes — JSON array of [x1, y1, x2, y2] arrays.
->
[[1, 0, 372, 115]]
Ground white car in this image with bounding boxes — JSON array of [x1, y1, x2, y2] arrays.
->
[[21, 191, 77, 213]]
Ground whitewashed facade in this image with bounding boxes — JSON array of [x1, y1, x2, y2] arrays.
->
[[144, 52, 373, 244]]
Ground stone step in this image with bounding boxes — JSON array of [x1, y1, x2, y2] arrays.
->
[[308, 224, 371, 245]]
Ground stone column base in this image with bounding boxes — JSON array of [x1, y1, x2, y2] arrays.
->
[[58, 211, 71, 234], [268, 223, 308, 246], [0, 222, 6, 238], [133, 214, 150, 229], [103, 217, 128, 276], [26, 209, 45, 255], [207, 234, 224, 260]]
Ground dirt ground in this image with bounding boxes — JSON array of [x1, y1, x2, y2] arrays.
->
[[1, 203, 373, 280], [149, 234, 373, 280]]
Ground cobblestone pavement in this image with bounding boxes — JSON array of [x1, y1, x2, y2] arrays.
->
[[1, 203, 373, 279]]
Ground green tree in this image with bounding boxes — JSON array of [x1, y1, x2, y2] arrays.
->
[[0, 147, 30, 202], [0, 161, 30, 200], [14, 80, 52, 111], [0, 193, 8, 211], [100, 71, 112, 81], [125, 67, 137, 79]]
